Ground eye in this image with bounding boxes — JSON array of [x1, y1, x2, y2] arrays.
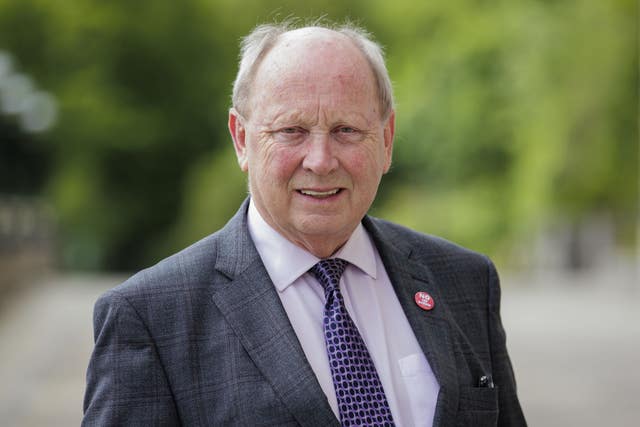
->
[[280, 127, 301, 134], [337, 126, 356, 133], [270, 126, 307, 143], [277, 126, 308, 136], [333, 125, 365, 142]]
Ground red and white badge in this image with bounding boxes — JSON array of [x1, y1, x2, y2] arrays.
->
[[414, 292, 435, 311]]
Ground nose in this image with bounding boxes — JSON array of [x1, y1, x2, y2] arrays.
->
[[302, 132, 339, 175]]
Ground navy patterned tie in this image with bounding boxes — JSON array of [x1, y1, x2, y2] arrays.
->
[[310, 258, 395, 427]]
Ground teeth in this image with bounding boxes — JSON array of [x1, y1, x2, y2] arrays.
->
[[300, 189, 340, 197]]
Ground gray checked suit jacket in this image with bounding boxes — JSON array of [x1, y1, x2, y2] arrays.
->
[[83, 199, 526, 426]]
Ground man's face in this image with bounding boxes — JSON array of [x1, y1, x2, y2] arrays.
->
[[229, 29, 394, 257]]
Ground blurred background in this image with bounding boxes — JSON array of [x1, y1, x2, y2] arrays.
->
[[0, 0, 637, 425]]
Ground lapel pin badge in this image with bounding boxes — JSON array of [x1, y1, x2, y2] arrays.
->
[[414, 291, 435, 311]]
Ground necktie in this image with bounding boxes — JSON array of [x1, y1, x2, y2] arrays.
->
[[310, 258, 395, 427]]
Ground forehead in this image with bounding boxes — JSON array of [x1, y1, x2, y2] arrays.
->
[[252, 29, 377, 103]]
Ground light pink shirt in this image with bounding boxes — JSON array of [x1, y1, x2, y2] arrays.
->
[[247, 200, 439, 427]]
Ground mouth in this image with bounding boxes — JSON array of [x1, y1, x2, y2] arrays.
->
[[297, 188, 343, 199]]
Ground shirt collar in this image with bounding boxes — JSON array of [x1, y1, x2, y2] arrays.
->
[[247, 199, 378, 292], [333, 221, 377, 280]]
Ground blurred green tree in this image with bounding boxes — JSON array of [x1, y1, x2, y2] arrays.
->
[[0, 0, 636, 270], [368, 0, 637, 266]]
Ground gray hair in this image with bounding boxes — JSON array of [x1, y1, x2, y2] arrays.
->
[[231, 20, 394, 120]]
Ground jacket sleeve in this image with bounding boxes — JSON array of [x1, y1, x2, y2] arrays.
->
[[486, 259, 528, 427], [82, 290, 180, 426]]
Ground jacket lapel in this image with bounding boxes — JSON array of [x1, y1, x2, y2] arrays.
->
[[364, 217, 460, 427], [209, 200, 338, 427]]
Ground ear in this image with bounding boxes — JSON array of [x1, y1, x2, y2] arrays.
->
[[228, 108, 249, 172], [382, 110, 395, 174]]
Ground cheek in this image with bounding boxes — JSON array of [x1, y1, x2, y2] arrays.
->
[[345, 154, 367, 177], [251, 142, 301, 182], [344, 144, 387, 183], [274, 149, 301, 175]]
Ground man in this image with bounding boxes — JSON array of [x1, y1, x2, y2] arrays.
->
[[83, 21, 526, 427]]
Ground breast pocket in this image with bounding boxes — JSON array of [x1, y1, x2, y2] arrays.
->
[[456, 386, 499, 427], [399, 353, 439, 427]]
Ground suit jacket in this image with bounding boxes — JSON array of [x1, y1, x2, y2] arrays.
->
[[83, 199, 526, 426]]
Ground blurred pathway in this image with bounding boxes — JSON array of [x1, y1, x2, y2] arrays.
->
[[501, 270, 640, 427], [0, 275, 117, 427], [0, 271, 638, 426]]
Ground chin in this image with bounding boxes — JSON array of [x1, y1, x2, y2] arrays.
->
[[295, 217, 354, 238]]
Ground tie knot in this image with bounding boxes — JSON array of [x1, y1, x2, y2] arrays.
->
[[309, 258, 348, 292]]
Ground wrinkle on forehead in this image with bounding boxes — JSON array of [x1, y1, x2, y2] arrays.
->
[[253, 103, 377, 130], [251, 77, 379, 129], [248, 29, 380, 120]]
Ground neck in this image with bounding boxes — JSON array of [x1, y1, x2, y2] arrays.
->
[[294, 236, 347, 259]]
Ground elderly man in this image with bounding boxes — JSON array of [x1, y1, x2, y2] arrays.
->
[[83, 21, 526, 427]]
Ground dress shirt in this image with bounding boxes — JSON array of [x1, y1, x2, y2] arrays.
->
[[247, 200, 439, 427]]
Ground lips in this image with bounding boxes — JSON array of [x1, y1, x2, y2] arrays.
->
[[297, 188, 342, 198]]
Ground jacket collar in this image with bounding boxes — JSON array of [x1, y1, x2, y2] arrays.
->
[[362, 216, 459, 427], [210, 198, 340, 427], [210, 200, 457, 427]]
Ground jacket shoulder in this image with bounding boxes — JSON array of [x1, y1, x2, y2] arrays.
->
[[103, 231, 224, 303], [365, 216, 490, 266]]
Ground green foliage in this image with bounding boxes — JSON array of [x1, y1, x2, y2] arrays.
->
[[0, 0, 636, 270], [370, 0, 638, 263]]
